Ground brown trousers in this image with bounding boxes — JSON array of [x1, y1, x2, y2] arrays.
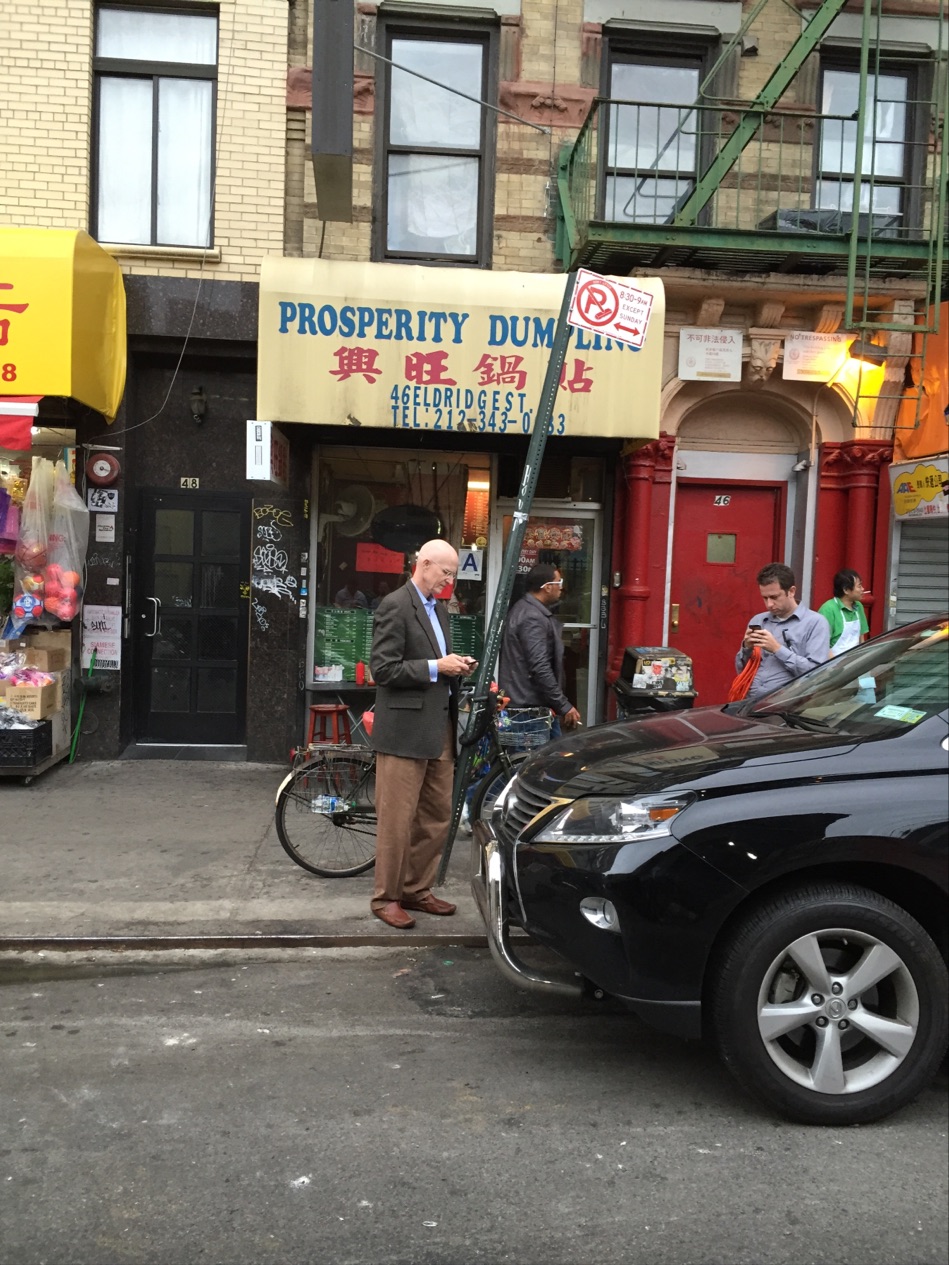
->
[[371, 722, 454, 910]]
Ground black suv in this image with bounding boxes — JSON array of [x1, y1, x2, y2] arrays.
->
[[472, 616, 948, 1124]]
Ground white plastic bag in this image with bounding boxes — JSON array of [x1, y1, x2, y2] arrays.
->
[[7, 456, 55, 633], [44, 460, 90, 622]]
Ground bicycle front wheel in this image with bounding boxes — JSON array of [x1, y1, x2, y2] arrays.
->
[[469, 751, 530, 826], [275, 749, 377, 876]]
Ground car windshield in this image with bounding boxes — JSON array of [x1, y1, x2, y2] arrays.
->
[[747, 617, 949, 736]]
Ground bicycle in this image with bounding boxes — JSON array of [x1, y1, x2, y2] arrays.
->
[[274, 741, 377, 877], [461, 691, 554, 825], [273, 694, 552, 876]]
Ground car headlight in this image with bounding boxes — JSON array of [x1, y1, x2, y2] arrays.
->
[[532, 793, 693, 844]]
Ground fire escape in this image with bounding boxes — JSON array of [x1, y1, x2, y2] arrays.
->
[[557, 0, 948, 431]]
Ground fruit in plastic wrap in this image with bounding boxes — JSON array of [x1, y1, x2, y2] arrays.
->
[[15, 539, 47, 571]]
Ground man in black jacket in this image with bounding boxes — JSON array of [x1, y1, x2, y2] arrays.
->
[[499, 563, 581, 738]]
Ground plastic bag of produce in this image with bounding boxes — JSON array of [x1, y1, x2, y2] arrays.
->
[[44, 460, 90, 623], [5, 457, 55, 636]]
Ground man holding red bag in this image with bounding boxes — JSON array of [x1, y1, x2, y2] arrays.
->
[[732, 563, 830, 702]]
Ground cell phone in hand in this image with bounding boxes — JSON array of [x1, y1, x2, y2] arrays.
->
[[748, 624, 762, 632]]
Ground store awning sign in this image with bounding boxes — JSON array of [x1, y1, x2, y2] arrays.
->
[[890, 456, 949, 519], [0, 228, 126, 419], [257, 259, 664, 440]]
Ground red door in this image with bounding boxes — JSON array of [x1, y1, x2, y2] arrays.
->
[[670, 482, 784, 705]]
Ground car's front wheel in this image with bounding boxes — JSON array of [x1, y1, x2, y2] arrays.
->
[[711, 883, 948, 1125]]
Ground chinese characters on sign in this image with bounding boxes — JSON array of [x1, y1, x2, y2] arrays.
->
[[0, 280, 29, 383], [310, 339, 602, 433], [890, 459, 949, 519], [258, 261, 665, 440], [678, 328, 743, 382]]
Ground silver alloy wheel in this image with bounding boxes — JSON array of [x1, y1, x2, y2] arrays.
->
[[756, 927, 920, 1096]]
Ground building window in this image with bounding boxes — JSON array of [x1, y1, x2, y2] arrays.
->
[[377, 28, 495, 265], [817, 60, 919, 235], [310, 448, 492, 687], [93, 6, 218, 248], [603, 50, 706, 225]]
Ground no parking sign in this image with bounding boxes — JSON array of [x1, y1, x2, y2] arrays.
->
[[567, 268, 655, 350]]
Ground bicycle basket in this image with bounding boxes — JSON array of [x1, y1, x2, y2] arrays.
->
[[497, 707, 553, 751]]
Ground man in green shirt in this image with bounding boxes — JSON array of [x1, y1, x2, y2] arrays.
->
[[818, 569, 869, 658]]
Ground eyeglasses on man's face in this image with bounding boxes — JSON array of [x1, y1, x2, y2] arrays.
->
[[543, 579, 565, 589]]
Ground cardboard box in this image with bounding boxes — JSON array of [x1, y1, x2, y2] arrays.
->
[[0, 672, 63, 719], [0, 636, 70, 673], [26, 629, 73, 671]]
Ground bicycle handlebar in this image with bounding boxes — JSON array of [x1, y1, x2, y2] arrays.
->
[[458, 686, 500, 747]]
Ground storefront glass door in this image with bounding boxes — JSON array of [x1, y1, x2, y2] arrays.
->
[[489, 502, 603, 724]]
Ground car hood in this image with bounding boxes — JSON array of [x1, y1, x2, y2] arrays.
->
[[520, 706, 858, 800]]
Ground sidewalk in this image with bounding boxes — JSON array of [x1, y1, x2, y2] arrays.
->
[[0, 760, 485, 944]]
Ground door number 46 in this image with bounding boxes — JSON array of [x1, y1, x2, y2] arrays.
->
[[713, 494, 731, 506]]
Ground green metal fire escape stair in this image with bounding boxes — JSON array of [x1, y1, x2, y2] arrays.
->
[[558, 0, 947, 328]]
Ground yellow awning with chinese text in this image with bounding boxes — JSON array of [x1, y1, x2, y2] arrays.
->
[[0, 227, 126, 419], [257, 259, 663, 440]]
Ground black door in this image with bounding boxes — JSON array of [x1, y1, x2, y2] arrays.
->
[[134, 492, 250, 744]]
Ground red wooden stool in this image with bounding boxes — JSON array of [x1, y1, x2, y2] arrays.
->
[[306, 703, 352, 747]]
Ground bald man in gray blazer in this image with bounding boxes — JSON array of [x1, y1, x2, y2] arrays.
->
[[368, 539, 476, 929]]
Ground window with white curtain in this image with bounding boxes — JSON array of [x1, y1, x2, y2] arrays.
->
[[93, 6, 217, 248], [378, 28, 495, 265], [817, 61, 916, 235]]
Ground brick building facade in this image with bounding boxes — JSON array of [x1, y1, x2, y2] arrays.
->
[[1, 0, 945, 757]]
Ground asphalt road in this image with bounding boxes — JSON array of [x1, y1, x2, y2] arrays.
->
[[2, 946, 946, 1265]]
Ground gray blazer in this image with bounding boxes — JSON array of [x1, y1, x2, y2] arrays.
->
[[369, 581, 458, 760]]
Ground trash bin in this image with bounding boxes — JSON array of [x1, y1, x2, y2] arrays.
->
[[612, 646, 696, 719]]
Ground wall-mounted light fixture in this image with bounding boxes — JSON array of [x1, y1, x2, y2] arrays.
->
[[190, 386, 207, 425], [847, 336, 887, 367]]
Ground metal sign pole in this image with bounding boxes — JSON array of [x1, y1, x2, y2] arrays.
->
[[437, 271, 578, 884]]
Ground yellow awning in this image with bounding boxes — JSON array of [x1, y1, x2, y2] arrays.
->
[[0, 227, 126, 420], [257, 259, 664, 440]]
